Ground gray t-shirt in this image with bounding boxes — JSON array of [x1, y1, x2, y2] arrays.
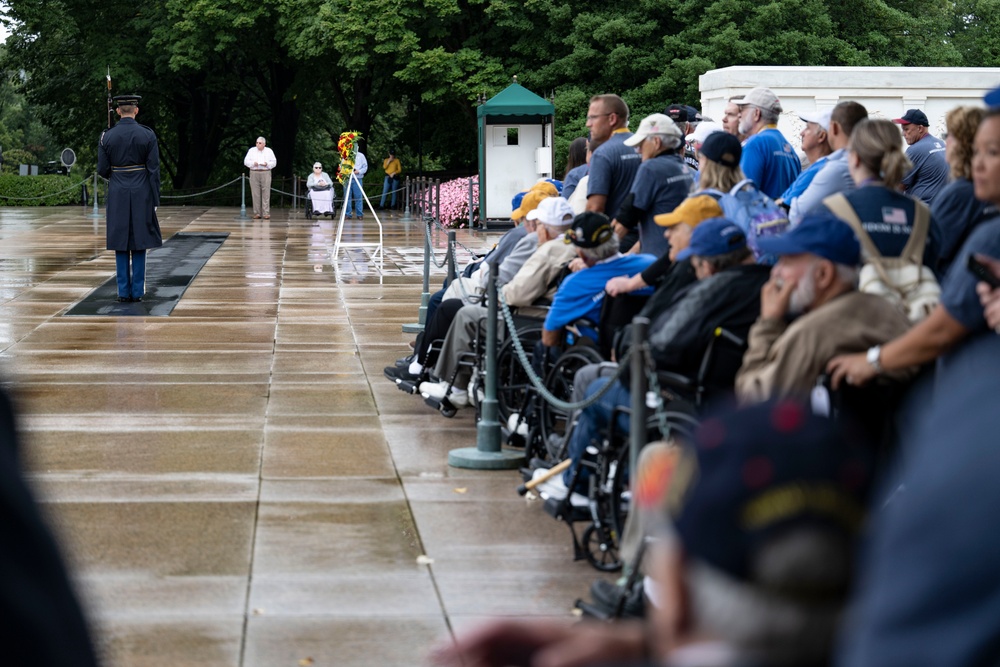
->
[[902, 134, 949, 207], [587, 132, 641, 219]]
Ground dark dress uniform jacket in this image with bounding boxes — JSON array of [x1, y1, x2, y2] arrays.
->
[[97, 117, 162, 251]]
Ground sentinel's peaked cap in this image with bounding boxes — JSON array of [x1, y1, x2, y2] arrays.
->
[[113, 94, 141, 107]]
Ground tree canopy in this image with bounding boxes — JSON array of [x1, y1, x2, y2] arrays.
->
[[0, 0, 993, 188]]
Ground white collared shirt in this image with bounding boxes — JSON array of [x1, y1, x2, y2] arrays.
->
[[244, 146, 277, 171]]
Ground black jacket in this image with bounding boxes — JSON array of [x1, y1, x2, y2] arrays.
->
[[98, 117, 162, 251]]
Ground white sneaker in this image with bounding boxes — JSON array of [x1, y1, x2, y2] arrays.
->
[[419, 380, 469, 408], [531, 467, 588, 507], [506, 413, 529, 438]]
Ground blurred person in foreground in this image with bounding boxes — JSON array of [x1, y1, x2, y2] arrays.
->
[[0, 386, 100, 666], [432, 398, 874, 667]]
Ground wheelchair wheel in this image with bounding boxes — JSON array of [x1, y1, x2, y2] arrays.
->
[[582, 522, 622, 572], [495, 325, 542, 422], [538, 346, 604, 454]]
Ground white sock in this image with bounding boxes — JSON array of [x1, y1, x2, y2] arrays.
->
[[408, 361, 423, 375]]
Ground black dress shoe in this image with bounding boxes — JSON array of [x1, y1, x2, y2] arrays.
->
[[132, 297, 142, 303], [117, 297, 130, 303]]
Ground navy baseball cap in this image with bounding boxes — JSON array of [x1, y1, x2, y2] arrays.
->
[[565, 211, 614, 248], [755, 211, 861, 266], [671, 399, 873, 583], [665, 103, 688, 124], [986, 85, 1000, 109], [676, 217, 746, 261], [892, 109, 929, 127], [699, 131, 742, 168]]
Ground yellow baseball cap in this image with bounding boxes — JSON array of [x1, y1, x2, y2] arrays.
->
[[654, 194, 724, 228]]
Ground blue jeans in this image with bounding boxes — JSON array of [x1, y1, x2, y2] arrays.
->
[[347, 177, 364, 217], [115, 250, 147, 299], [380, 176, 398, 208], [564, 376, 632, 486]]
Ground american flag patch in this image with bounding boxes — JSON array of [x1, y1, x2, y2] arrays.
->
[[882, 207, 907, 224]]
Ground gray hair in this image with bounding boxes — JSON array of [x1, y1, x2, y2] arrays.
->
[[579, 237, 620, 261], [649, 133, 683, 151], [757, 106, 780, 126], [686, 528, 852, 666], [834, 263, 860, 288], [256, 136, 266, 144]]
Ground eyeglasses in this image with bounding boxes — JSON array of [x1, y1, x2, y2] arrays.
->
[[587, 113, 612, 121]]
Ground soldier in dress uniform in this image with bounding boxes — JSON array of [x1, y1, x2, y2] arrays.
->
[[97, 94, 162, 303]]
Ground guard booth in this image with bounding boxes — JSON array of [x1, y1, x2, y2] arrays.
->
[[477, 81, 555, 226]]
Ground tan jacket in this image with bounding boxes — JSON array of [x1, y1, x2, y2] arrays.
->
[[736, 291, 913, 403], [501, 235, 576, 314]]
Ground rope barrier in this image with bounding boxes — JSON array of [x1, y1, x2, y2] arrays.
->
[[422, 215, 450, 269], [497, 284, 631, 412], [0, 175, 91, 201], [161, 177, 242, 199]]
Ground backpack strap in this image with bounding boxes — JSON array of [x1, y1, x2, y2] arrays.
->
[[728, 179, 755, 196], [900, 198, 931, 266], [823, 193, 901, 293]]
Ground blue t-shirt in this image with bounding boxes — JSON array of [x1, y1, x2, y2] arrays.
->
[[789, 149, 854, 226], [940, 216, 1000, 331], [902, 134, 950, 207], [832, 185, 941, 270], [781, 154, 829, 204], [739, 127, 802, 199], [544, 254, 657, 336], [630, 153, 694, 259], [588, 132, 642, 220], [563, 164, 589, 200]]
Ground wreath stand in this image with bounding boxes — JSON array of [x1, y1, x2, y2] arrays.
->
[[333, 170, 384, 265]]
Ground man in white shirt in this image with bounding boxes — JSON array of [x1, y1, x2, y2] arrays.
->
[[243, 136, 277, 219], [347, 150, 368, 220]]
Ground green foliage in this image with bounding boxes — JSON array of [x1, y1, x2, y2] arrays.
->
[[0, 174, 87, 206], [0, 0, 991, 184]]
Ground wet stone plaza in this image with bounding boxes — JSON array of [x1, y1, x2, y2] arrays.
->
[[0, 206, 593, 666]]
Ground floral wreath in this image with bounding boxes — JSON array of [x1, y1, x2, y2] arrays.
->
[[336, 130, 362, 184]]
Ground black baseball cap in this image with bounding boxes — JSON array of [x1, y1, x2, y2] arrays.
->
[[892, 109, 929, 127], [564, 212, 614, 248]]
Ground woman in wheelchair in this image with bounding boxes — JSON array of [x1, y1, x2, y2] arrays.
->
[[305, 162, 335, 218]]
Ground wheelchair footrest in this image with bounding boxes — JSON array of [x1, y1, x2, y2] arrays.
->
[[542, 496, 589, 522]]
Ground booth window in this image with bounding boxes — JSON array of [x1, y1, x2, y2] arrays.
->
[[493, 126, 519, 147]]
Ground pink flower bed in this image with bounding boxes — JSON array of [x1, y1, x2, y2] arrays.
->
[[415, 176, 479, 229]]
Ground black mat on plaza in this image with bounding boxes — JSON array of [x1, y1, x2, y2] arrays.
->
[[64, 232, 229, 317]]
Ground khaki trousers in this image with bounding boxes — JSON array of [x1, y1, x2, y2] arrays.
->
[[249, 169, 272, 216]]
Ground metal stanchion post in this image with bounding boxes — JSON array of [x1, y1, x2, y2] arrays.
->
[[402, 214, 431, 333], [293, 177, 298, 213], [435, 179, 441, 223], [629, 317, 650, 479], [449, 262, 525, 469], [90, 173, 99, 217], [238, 173, 249, 220], [468, 177, 474, 229], [445, 230, 457, 288], [400, 176, 412, 221]]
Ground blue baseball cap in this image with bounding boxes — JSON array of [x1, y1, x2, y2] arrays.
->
[[986, 85, 1000, 109], [755, 211, 861, 266], [510, 191, 526, 217], [671, 398, 873, 584], [676, 217, 746, 261]]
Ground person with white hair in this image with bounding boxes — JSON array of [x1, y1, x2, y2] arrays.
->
[[243, 136, 276, 219], [733, 87, 801, 199]]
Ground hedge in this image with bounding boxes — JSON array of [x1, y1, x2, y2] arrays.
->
[[0, 174, 94, 207]]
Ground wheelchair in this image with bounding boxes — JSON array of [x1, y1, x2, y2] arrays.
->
[[304, 185, 335, 220], [535, 326, 746, 573]]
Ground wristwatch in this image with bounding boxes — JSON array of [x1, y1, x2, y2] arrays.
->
[[866, 345, 883, 374]]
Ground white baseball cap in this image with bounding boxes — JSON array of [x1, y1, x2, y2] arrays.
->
[[690, 121, 725, 146], [624, 113, 683, 147], [798, 109, 832, 132], [526, 196, 575, 227]]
